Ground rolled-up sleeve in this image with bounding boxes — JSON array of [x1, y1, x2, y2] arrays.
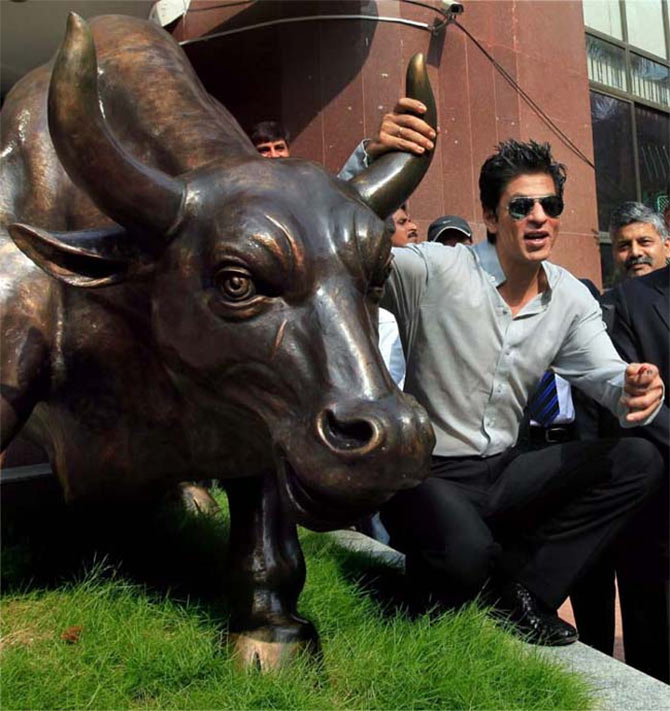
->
[[337, 141, 370, 181]]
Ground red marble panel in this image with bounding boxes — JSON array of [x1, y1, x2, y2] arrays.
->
[[413, 218, 431, 243], [182, 28, 284, 134], [408, 59, 445, 224], [466, 40, 500, 185], [410, 164, 444, 224], [175, 1, 602, 279], [462, 0, 516, 50], [495, 118, 522, 144], [458, 0, 492, 44], [490, 45, 521, 125], [175, 0, 282, 42], [550, 233, 602, 286], [280, 22, 323, 162], [487, 0, 519, 52], [319, 19, 369, 174], [361, 11, 403, 140], [436, 26, 475, 222], [514, 0, 588, 74], [398, 0, 435, 64], [518, 60, 590, 126], [560, 129, 598, 239], [469, 221, 488, 244]]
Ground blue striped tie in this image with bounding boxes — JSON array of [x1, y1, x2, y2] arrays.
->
[[528, 371, 559, 426]]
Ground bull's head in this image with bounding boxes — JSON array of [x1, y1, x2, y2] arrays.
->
[[10, 14, 437, 530]]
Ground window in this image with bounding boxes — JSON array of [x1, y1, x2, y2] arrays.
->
[[590, 92, 636, 233], [584, 1, 670, 285], [626, 0, 667, 59], [586, 35, 627, 91], [636, 103, 670, 210], [583, 0, 623, 39], [630, 53, 670, 106]]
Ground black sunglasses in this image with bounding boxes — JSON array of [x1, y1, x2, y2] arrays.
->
[[506, 195, 564, 220]]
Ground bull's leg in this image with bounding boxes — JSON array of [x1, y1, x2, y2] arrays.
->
[[225, 472, 319, 670], [175, 482, 221, 516], [1, 321, 50, 453], [0, 396, 25, 453]]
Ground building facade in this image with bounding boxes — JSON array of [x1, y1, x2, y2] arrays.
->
[[584, 0, 669, 285], [3, 1, 666, 284], [174, 0, 605, 283]]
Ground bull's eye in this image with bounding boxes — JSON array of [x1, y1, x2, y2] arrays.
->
[[215, 267, 256, 301]]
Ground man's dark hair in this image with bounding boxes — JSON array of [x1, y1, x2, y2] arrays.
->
[[479, 140, 567, 243], [249, 120, 290, 147]]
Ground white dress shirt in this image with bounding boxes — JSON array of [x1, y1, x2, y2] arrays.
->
[[530, 372, 576, 427], [378, 308, 406, 389], [381, 240, 659, 458]]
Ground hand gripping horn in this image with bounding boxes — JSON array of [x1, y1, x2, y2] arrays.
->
[[349, 53, 437, 219], [48, 13, 184, 234]]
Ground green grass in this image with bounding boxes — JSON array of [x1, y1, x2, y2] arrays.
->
[[1, 489, 594, 710]]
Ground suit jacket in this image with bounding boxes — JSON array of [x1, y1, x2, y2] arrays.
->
[[608, 265, 669, 462]]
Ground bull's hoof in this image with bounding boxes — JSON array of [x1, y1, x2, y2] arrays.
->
[[229, 620, 320, 670], [177, 482, 220, 516]]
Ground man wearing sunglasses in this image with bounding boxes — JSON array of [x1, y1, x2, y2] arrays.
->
[[351, 112, 665, 646]]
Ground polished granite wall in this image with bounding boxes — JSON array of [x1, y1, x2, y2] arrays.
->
[[176, 0, 601, 284]]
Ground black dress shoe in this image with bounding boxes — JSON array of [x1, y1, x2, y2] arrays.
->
[[493, 582, 578, 647]]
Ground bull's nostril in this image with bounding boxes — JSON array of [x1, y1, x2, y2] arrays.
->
[[322, 409, 376, 452]]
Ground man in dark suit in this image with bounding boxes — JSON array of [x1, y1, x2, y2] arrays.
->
[[610, 265, 669, 462], [571, 204, 669, 681], [608, 264, 669, 682]]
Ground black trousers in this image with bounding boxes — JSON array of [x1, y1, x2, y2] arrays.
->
[[380, 438, 662, 611], [570, 479, 669, 682]]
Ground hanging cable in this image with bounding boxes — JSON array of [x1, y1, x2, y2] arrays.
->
[[453, 19, 595, 170], [173, 3, 594, 171]]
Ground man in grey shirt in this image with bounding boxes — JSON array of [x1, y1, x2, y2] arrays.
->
[[352, 120, 665, 646]]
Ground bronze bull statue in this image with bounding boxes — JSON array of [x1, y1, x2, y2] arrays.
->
[[0, 14, 436, 667]]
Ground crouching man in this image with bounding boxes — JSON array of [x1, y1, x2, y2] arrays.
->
[[354, 113, 665, 645]]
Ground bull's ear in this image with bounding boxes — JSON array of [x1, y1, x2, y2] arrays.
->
[[8, 223, 148, 287]]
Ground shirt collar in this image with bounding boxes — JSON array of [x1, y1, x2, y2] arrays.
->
[[470, 240, 558, 292], [471, 240, 506, 286]]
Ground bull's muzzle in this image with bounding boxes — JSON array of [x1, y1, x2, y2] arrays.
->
[[275, 393, 435, 531], [316, 404, 384, 457], [315, 394, 433, 470]]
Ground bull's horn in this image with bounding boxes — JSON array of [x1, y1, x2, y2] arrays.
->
[[48, 13, 184, 234], [349, 53, 437, 219]]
